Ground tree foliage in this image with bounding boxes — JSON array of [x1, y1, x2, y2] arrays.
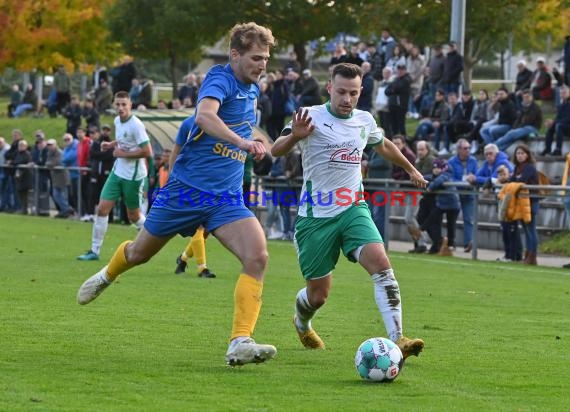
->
[[0, 0, 116, 73], [106, 0, 234, 96], [230, 0, 360, 65]]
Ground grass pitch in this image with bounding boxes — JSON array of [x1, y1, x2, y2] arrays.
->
[[1, 214, 568, 411]]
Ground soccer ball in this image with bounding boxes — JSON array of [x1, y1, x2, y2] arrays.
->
[[355, 337, 404, 382]]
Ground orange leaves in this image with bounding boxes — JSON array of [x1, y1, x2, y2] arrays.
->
[[0, 0, 115, 72]]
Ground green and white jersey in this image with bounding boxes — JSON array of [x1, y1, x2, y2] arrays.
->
[[296, 103, 384, 218], [112, 114, 150, 181]]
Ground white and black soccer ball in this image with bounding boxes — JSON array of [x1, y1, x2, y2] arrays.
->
[[355, 337, 404, 382]]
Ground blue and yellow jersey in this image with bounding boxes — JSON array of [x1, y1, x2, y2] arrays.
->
[[170, 64, 258, 195]]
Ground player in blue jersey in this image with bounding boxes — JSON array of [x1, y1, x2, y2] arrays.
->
[[77, 22, 277, 366]]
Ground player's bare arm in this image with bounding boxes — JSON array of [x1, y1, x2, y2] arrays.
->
[[196, 97, 265, 160], [113, 142, 152, 159], [375, 138, 428, 188], [271, 108, 315, 156]]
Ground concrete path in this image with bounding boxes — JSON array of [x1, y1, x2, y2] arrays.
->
[[387, 240, 570, 269]]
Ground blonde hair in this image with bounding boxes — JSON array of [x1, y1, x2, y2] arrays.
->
[[229, 22, 276, 54]]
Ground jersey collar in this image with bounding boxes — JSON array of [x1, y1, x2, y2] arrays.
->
[[325, 101, 353, 119]]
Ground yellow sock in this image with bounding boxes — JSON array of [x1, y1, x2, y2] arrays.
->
[[231, 274, 263, 341], [192, 228, 206, 268], [106, 241, 135, 281], [181, 239, 194, 262]]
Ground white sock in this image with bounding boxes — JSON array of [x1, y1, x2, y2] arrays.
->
[[371, 269, 402, 342], [91, 215, 109, 255], [140, 197, 148, 216], [295, 288, 317, 332], [133, 214, 146, 230]]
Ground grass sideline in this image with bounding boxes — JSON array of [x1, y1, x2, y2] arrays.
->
[[1, 214, 569, 411]]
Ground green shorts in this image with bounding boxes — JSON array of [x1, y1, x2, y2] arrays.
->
[[294, 203, 383, 280], [100, 171, 144, 210]]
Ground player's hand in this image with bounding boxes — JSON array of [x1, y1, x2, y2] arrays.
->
[[291, 108, 315, 141], [101, 141, 112, 151], [409, 169, 428, 189], [243, 139, 266, 161]]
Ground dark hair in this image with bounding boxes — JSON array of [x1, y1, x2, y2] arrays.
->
[[513, 143, 536, 166], [331, 63, 362, 81]]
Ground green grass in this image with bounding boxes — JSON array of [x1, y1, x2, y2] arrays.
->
[[540, 230, 570, 255], [1, 214, 569, 411], [0, 101, 115, 145]]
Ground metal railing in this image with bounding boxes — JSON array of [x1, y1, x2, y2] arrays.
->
[[251, 175, 569, 259], [1, 164, 91, 216]]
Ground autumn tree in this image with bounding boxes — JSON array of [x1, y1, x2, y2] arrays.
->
[[0, 0, 116, 74], [358, 0, 570, 87], [231, 0, 360, 68]]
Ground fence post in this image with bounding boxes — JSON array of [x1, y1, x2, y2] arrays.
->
[[77, 167, 82, 217], [33, 165, 39, 216]]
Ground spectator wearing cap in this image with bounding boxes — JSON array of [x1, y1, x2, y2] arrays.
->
[[31, 131, 51, 216], [441, 41, 464, 96], [296, 69, 321, 107], [531, 57, 553, 101], [45, 138, 74, 218], [385, 63, 412, 136], [422, 157, 460, 254]]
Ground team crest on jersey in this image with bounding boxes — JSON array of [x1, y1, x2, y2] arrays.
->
[[329, 147, 361, 169]]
